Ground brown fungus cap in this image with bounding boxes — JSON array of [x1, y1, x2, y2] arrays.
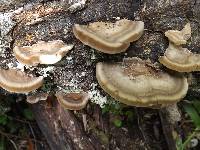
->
[[13, 40, 74, 66], [26, 93, 48, 104], [96, 57, 188, 107], [165, 23, 191, 45], [159, 43, 200, 72], [73, 19, 144, 54], [0, 69, 43, 93], [55, 92, 89, 110]]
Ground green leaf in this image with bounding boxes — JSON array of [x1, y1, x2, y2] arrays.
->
[[176, 137, 183, 150], [125, 111, 134, 120], [114, 103, 121, 110], [102, 105, 109, 114], [0, 136, 5, 150], [192, 100, 200, 114], [19, 126, 28, 137], [184, 104, 200, 128], [113, 119, 122, 128], [0, 106, 10, 115], [7, 121, 20, 134], [0, 115, 8, 126], [23, 109, 34, 120]]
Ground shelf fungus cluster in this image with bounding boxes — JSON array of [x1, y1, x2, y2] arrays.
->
[[14, 40, 74, 66], [3, 19, 195, 109], [159, 43, 200, 72], [96, 57, 188, 107], [55, 92, 89, 110], [72, 19, 181, 108], [0, 40, 79, 106], [73, 19, 144, 54], [0, 69, 43, 93], [160, 23, 200, 72]]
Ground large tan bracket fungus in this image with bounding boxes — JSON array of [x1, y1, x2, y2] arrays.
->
[[55, 92, 89, 110], [96, 57, 188, 107], [159, 43, 200, 72], [165, 23, 191, 45], [13, 40, 74, 66], [0, 69, 43, 93], [73, 19, 144, 54]]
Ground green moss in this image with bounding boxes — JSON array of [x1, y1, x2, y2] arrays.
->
[[88, 121, 109, 145]]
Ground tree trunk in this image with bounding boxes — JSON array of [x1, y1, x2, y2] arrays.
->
[[1, 0, 200, 149]]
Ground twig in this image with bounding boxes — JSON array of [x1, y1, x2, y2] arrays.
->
[[8, 138, 18, 150], [182, 127, 200, 149], [6, 115, 36, 125], [0, 129, 44, 144], [1, 131, 18, 150], [159, 108, 177, 150], [28, 123, 37, 150], [135, 108, 150, 149]]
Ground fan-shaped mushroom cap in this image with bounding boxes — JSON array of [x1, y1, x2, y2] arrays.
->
[[13, 40, 74, 66], [26, 93, 48, 104], [55, 92, 89, 110], [0, 69, 43, 93], [159, 43, 200, 72], [96, 58, 188, 107], [73, 19, 144, 54], [165, 23, 191, 45]]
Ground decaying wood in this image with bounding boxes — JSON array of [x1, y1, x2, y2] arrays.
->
[[159, 108, 177, 150], [32, 99, 98, 150], [1, 0, 200, 149]]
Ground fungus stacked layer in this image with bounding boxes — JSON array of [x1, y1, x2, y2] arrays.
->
[[73, 19, 144, 54], [165, 23, 191, 45], [159, 43, 200, 72], [0, 69, 43, 93], [55, 92, 89, 110], [96, 57, 188, 107], [160, 23, 200, 72], [14, 40, 74, 66]]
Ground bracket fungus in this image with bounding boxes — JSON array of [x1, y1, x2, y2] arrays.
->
[[96, 57, 188, 107], [159, 43, 200, 72], [55, 92, 89, 110], [73, 19, 144, 54], [0, 69, 43, 93], [26, 93, 48, 104], [165, 23, 191, 45], [13, 40, 74, 66]]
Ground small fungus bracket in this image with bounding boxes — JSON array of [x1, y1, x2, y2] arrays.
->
[[13, 40, 74, 66]]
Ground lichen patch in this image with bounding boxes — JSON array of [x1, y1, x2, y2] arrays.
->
[[88, 83, 107, 108], [37, 66, 55, 77], [68, 0, 87, 13]]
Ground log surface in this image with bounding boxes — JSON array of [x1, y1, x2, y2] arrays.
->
[[1, 0, 200, 149]]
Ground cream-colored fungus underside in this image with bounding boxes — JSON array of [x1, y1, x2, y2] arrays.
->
[[159, 43, 200, 72], [73, 19, 144, 54], [26, 93, 48, 104], [165, 23, 191, 45], [14, 40, 74, 66], [55, 92, 89, 110], [0, 69, 43, 93], [96, 58, 188, 107]]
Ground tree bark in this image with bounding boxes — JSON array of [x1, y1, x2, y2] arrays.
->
[[1, 0, 200, 149]]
